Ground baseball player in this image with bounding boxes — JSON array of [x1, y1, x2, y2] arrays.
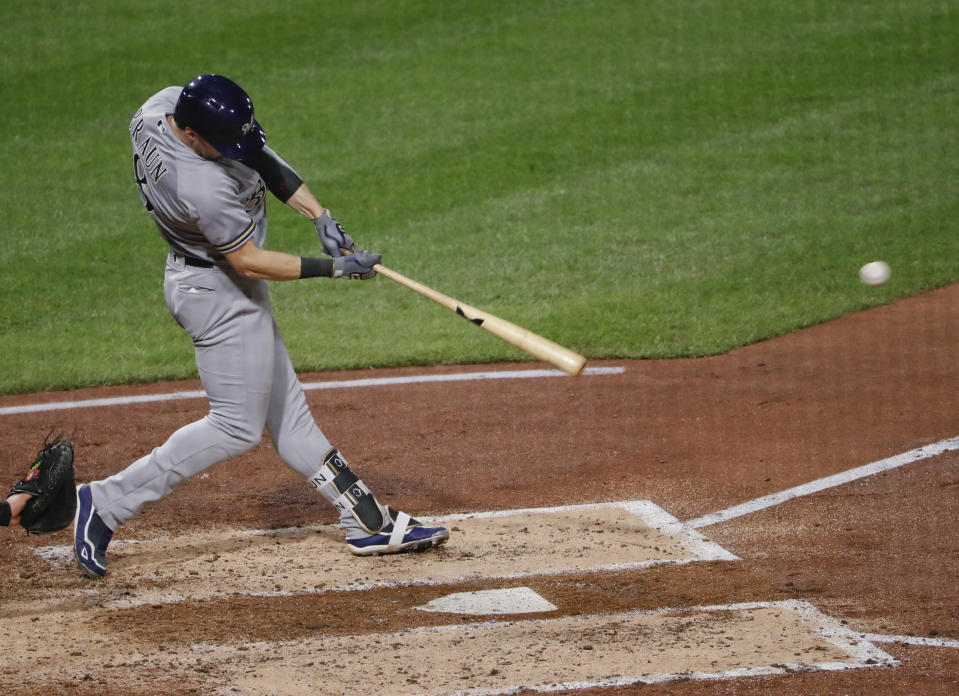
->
[[73, 74, 449, 578]]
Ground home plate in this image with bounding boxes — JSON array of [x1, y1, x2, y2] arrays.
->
[[416, 587, 558, 614], [207, 600, 895, 696]]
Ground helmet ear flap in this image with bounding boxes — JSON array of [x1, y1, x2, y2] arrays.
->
[[173, 74, 266, 159]]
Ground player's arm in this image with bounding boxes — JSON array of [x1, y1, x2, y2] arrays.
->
[[284, 181, 325, 219], [283, 181, 358, 259], [225, 240, 380, 281], [224, 242, 308, 280], [241, 146, 304, 204], [240, 147, 325, 220], [241, 146, 366, 260]]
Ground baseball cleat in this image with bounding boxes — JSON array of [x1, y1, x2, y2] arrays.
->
[[347, 508, 449, 556], [73, 484, 113, 578]]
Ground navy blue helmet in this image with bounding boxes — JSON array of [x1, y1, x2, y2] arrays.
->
[[173, 74, 266, 159]]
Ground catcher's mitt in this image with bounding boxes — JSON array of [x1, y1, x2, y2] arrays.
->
[[9, 432, 76, 534]]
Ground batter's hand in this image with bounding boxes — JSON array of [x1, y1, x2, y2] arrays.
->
[[333, 250, 381, 280], [314, 210, 356, 257]]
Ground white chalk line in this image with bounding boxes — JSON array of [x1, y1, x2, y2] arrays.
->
[[431, 500, 738, 562], [362, 599, 894, 664], [0, 366, 624, 416], [687, 435, 959, 529], [681, 437, 959, 652], [36, 498, 959, 654], [32, 499, 737, 609], [858, 633, 959, 649], [214, 599, 895, 696]]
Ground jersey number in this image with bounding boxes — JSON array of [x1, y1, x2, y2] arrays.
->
[[133, 154, 155, 212]]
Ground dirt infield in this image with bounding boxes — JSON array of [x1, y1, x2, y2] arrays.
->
[[1, 285, 958, 694]]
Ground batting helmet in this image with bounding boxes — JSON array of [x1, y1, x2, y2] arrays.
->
[[173, 74, 266, 159]]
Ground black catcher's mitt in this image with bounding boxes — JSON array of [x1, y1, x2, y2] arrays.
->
[[9, 433, 76, 534]]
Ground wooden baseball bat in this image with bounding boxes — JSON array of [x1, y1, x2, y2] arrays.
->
[[374, 264, 586, 376]]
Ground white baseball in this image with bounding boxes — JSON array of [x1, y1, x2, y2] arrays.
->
[[859, 261, 891, 286]]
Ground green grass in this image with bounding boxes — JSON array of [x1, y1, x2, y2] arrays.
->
[[1, 0, 957, 393]]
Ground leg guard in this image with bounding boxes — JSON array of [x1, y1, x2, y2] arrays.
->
[[308, 448, 387, 535]]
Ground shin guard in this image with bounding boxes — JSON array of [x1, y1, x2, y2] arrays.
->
[[308, 448, 387, 534]]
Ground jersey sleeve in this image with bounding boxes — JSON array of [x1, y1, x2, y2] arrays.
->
[[187, 171, 256, 254]]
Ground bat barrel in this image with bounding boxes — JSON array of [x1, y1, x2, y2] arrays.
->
[[374, 264, 587, 376], [476, 311, 586, 376]]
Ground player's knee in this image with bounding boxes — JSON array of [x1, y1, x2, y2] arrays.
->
[[205, 415, 264, 455], [270, 425, 329, 476], [272, 439, 303, 472], [228, 431, 261, 456]]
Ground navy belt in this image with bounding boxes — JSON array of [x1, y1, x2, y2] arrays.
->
[[174, 254, 215, 268]]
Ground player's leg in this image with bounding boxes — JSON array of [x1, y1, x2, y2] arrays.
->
[[264, 320, 449, 555], [76, 263, 276, 577]]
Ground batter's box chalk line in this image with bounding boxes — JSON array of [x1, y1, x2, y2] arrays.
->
[[200, 600, 896, 696], [32, 499, 736, 609], [687, 434, 959, 529]]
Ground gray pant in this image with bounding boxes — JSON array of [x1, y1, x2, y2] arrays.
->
[[90, 253, 333, 530]]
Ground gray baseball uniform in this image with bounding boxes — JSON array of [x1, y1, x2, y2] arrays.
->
[[70, 75, 446, 579], [89, 87, 354, 534]]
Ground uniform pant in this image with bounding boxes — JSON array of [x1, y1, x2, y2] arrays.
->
[[90, 253, 333, 531]]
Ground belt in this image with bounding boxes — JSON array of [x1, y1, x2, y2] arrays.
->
[[173, 253, 215, 268]]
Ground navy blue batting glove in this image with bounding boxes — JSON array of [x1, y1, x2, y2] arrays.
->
[[314, 210, 356, 258], [332, 251, 381, 280]]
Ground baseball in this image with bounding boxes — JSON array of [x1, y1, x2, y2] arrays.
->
[[859, 261, 891, 286]]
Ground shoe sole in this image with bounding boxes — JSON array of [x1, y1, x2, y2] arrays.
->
[[72, 485, 105, 579], [348, 528, 450, 557]]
